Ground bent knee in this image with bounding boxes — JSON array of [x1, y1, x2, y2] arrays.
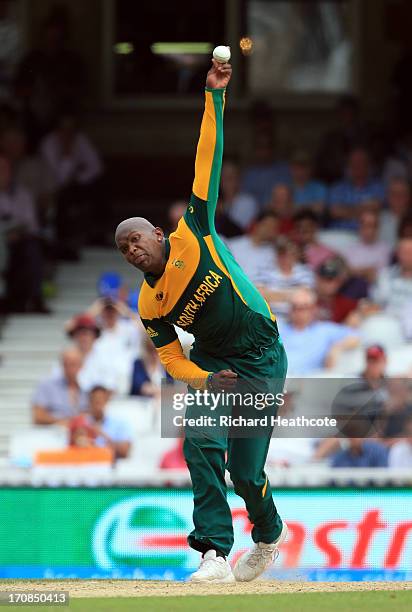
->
[[229, 471, 259, 491]]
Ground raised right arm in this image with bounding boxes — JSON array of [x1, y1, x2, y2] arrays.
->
[[188, 60, 231, 233]]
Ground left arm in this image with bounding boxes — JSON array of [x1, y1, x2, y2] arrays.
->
[[93, 427, 131, 459]]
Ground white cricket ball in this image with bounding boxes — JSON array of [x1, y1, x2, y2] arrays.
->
[[213, 45, 231, 63]]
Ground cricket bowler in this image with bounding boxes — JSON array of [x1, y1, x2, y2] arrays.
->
[[115, 59, 288, 583]]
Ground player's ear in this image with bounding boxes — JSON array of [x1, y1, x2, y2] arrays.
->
[[154, 226, 164, 242]]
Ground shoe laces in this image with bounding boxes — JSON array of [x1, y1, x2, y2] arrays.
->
[[199, 556, 224, 571], [246, 545, 279, 568]]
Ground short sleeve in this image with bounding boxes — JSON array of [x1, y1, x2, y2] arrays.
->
[[140, 317, 178, 349], [31, 379, 50, 406]]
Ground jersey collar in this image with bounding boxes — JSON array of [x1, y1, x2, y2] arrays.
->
[[144, 237, 170, 288]]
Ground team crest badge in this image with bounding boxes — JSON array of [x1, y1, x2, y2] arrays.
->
[[172, 259, 185, 270]]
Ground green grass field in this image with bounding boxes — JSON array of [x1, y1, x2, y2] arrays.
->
[[2, 592, 411, 612]]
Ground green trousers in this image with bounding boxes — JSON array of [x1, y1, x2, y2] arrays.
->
[[183, 337, 288, 557]]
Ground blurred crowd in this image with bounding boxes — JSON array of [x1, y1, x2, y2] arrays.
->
[[27, 281, 412, 470], [266, 345, 412, 470], [211, 95, 412, 378], [29, 291, 173, 462], [27, 300, 412, 471], [17, 77, 412, 470], [0, 5, 105, 315], [0, 4, 411, 472]]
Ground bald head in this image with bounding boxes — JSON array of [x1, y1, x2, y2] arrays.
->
[[115, 217, 155, 247], [291, 287, 317, 307], [115, 217, 166, 274], [290, 287, 317, 329], [61, 347, 83, 383]]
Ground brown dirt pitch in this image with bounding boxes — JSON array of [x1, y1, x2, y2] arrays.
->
[[1, 580, 411, 598]]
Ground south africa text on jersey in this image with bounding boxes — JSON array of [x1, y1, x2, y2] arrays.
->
[[175, 270, 223, 327]]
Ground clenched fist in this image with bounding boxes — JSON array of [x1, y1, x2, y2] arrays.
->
[[208, 369, 238, 391], [206, 59, 232, 90]]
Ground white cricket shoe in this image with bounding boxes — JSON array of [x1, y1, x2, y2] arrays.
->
[[233, 522, 288, 582], [189, 550, 235, 583]]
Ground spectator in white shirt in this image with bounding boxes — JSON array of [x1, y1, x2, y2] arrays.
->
[[339, 209, 391, 283], [257, 237, 314, 319], [371, 238, 412, 337], [88, 297, 142, 387], [88, 297, 142, 350], [40, 110, 104, 257], [64, 313, 123, 393], [388, 417, 412, 468], [379, 178, 411, 249], [227, 211, 278, 283]]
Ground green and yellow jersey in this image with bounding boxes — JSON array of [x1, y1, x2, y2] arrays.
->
[[138, 87, 279, 389]]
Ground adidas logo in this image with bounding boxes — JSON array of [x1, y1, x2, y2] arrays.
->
[[146, 326, 159, 338]]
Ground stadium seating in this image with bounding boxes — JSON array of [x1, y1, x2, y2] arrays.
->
[[9, 426, 67, 468], [359, 314, 405, 349], [385, 345, 412, 375], [330, 347, 365, 375], [0, 248, 138, 461], [1, 245, 412, 485]]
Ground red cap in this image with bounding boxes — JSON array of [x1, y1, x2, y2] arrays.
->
[[366, 345, 386, 360], [67, 314, 101, 338], [68, 415, 97, 446]]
